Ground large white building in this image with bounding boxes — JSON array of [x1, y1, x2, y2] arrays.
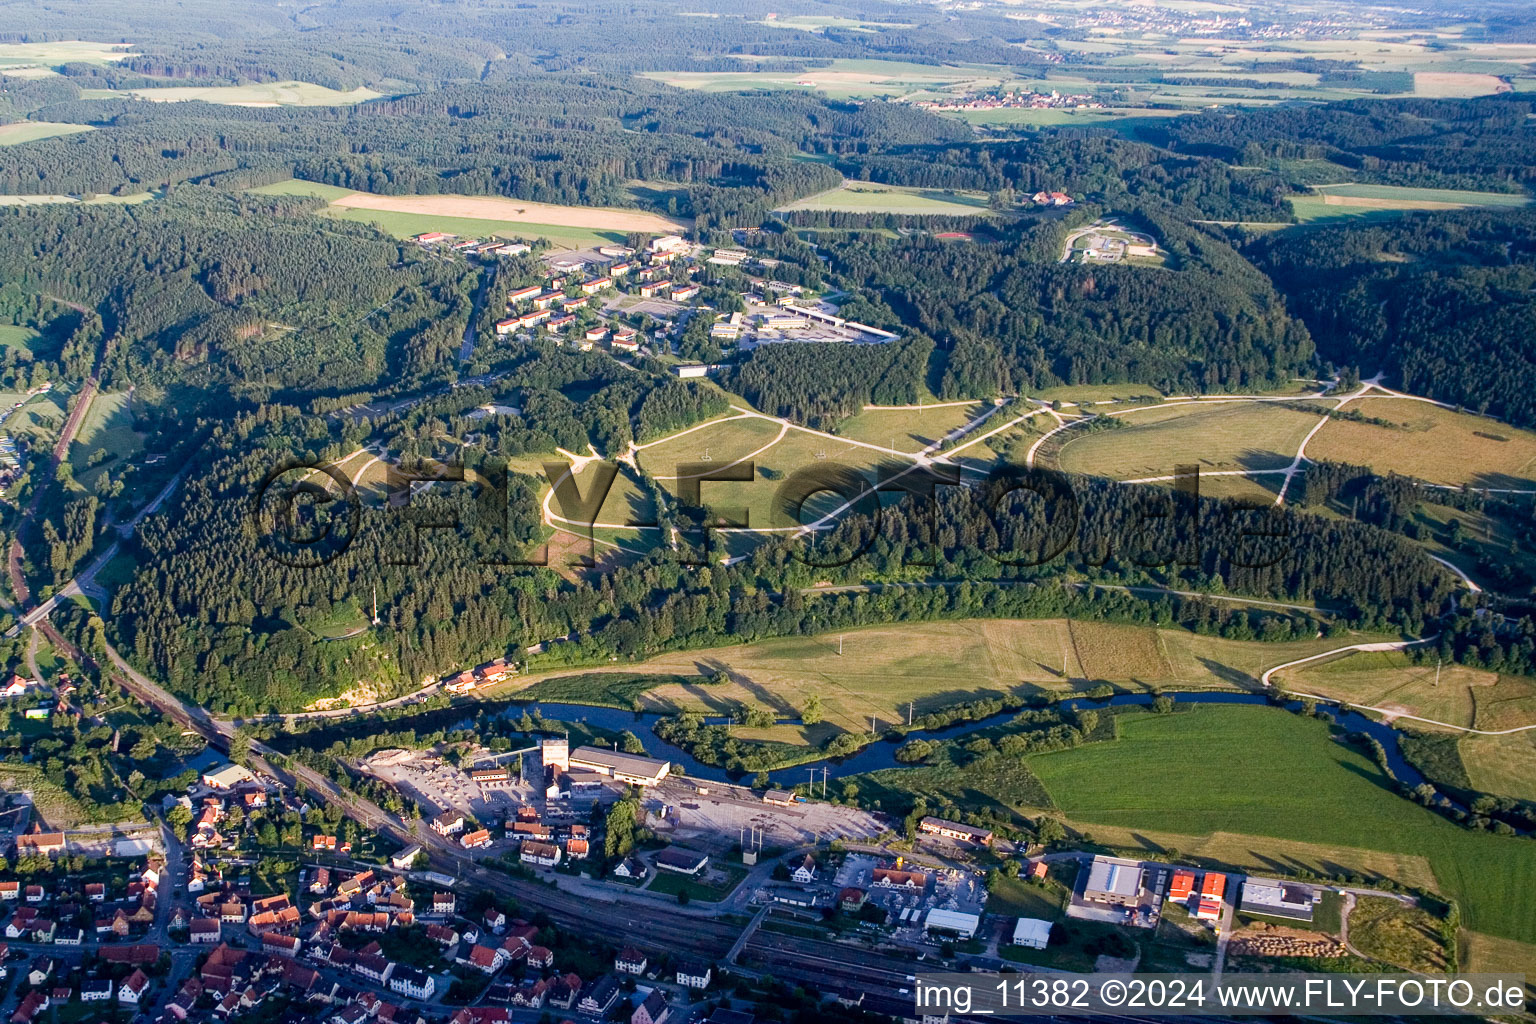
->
[[923, 909, 980, 939], [568, 746, 670, 786], [201, 764, 255, 791]]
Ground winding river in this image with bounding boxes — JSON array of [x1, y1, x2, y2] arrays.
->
[[498, 690, 1428, 790]]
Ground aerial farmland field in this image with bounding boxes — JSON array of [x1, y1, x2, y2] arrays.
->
[[1053, 401, 1323, 480], [0, 122, 94, 146], [1290, 183, 1530, 223], [1028, 704, 1536, 947], [774, 181, 991, 216], [1307, 398, 1536, 488]]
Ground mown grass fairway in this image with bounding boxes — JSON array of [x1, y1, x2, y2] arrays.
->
[[249, 179, 360, 202], [325, 208, 623, 249], [0, 122, 93, 146], [635, 414, 784, 477], [68, 390, 144, 491], [642, 58, 1006, 99], [1027, 704, 1536, 945], [1054, 401, 1322, 479], [0, 40, 131, 67], [774, 182, 990, 216], [1308, 398, 1536, 488], [0, 326, 41, 352]]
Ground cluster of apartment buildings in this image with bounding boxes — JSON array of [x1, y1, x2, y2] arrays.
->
[[413, 233, 530, 259]]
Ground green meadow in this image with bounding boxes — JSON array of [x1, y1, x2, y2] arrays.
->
[[1028, 704, 1536, 947]]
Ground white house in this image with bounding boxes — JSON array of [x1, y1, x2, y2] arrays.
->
[[118, 970, 150, 1005], [390, 967, 435, 1000], [674, 962, 711, 990]]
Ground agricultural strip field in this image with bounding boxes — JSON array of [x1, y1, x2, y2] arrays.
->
[[1307, 398, 1536, 489], [249, 179, 687, 247], [87, 82, 382, 106], [1290, 184, 1530, 223], [642, 58, 1009, 99], [0, 122, 93, 146], [774, 182, 990, 216], [1026, 704, 1536, 947], [1053, 401, 1323, 479], [555, 620, 1392, 735]]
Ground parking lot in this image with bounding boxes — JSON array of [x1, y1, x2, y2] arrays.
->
[[646, 780, 886, 852], [361, 748, 536, 823]]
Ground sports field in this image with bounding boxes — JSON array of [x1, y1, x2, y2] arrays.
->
[[774, 182, 990, 216], [1290, 184, 1530, 223], [1054, 401, 1322, 480], [1028, 704, 1536, 946], [1308, 398, 1536, 488], [0, 122, 93, 146], [100, 81, 382, 107]]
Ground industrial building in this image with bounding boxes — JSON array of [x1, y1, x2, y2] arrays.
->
[[1082, 857, 1144, 907], [1012, 917, 1053, 949], [923, 909, 980, 939], [1238, 879, 1317, 922], [568, 746, 670, 786]]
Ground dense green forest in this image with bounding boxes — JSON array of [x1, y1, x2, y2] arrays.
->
[[0, 0, 1534, 716], [107, 399, 1456, 711], [803, 202, 1314, 397], [1148, 94, 1536, 192], [1251, 208, 1536, 425]]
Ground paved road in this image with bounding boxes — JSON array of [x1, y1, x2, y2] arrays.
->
[[460, 263, 497, 362]]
